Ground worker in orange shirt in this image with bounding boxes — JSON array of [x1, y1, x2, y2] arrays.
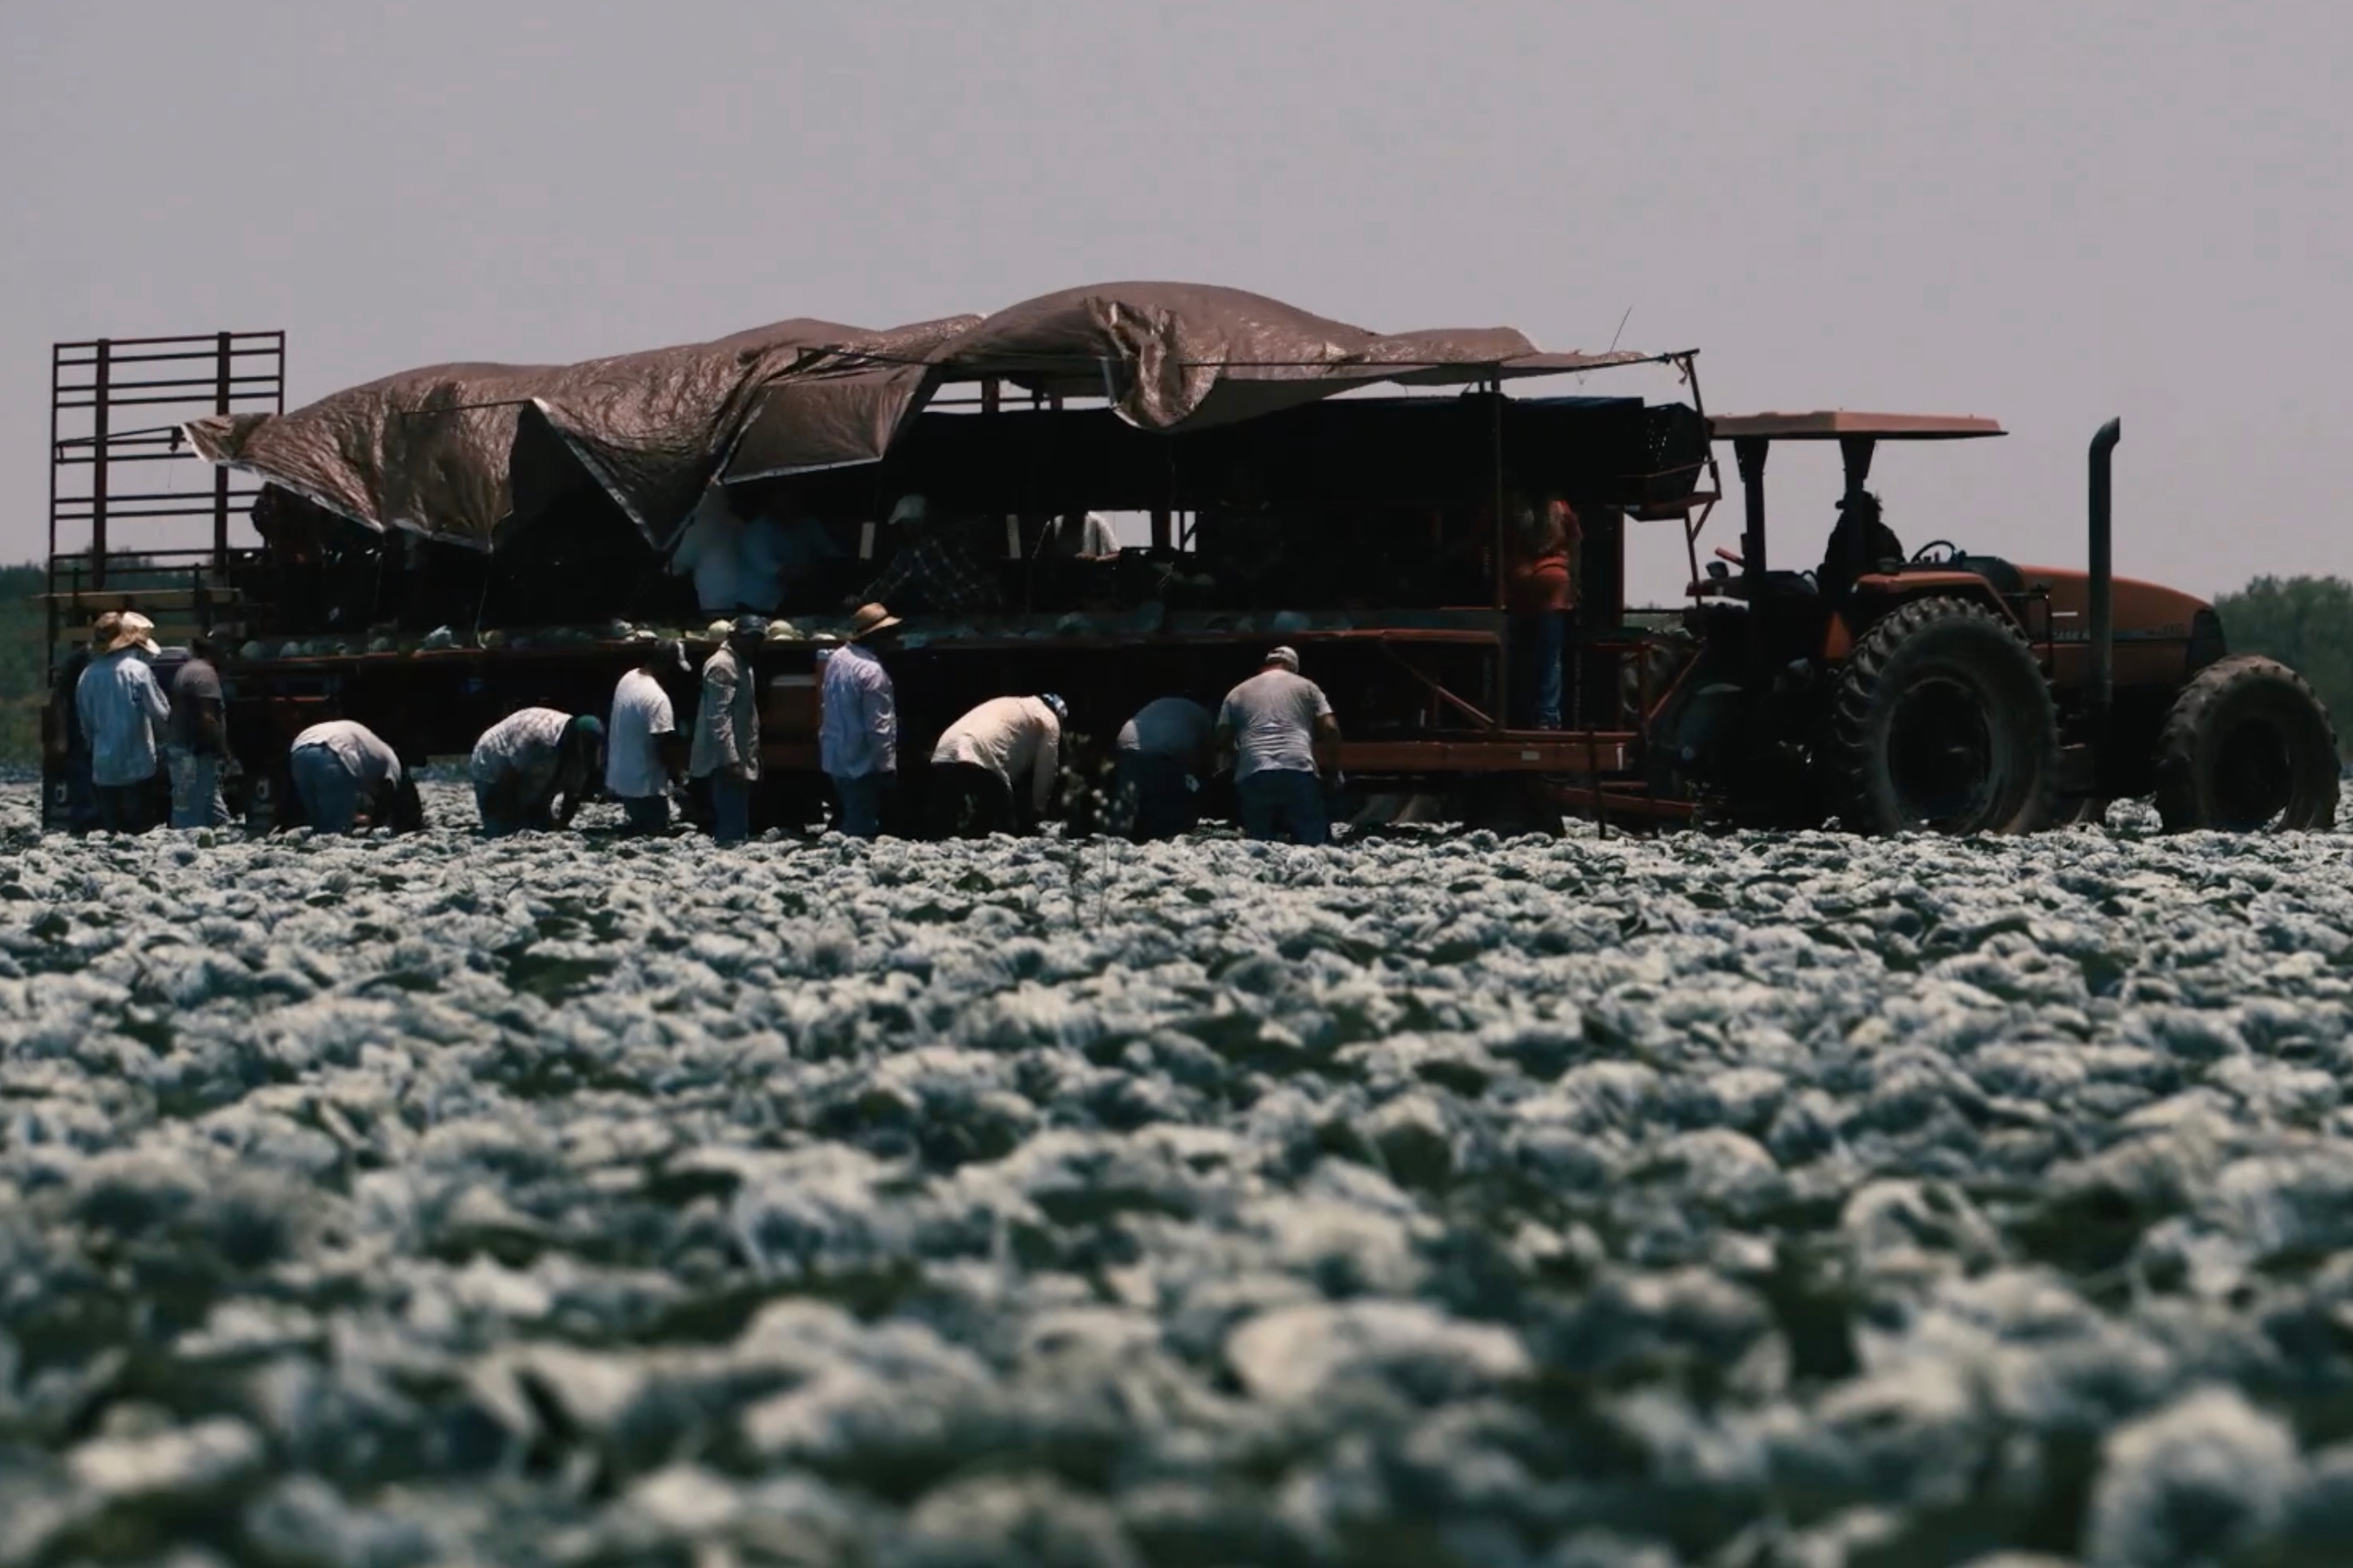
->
[[1505, 493, 1580, 729]]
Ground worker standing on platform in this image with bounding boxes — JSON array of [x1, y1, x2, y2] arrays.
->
[[820, 602, 902, 839], [691, 616, 765, 845], [1505, 494, 1579, 729], [607, 641, 689, 835], [1110, 695, 1213, 842], [76, 611, 169, 836], [929, 692, 1065, 839], [472, 708, 603, 837], [1214, 646, 1341, 846]]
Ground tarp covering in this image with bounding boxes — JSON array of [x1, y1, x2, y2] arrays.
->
[[931, 281, 1624, 432], [722, 282, 1654, 484], [184, 318, 978, 550], [188, 282, 1655, 551], [184, 361, 554, 547]]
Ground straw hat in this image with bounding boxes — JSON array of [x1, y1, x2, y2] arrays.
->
[[104, 611, 160, 656], [847, 602, 903, 642]]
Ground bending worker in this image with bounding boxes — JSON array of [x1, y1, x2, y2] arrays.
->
[[472, 708, 603, 836], [1214, 645, 1340, 846], [1111, 695, 1213, 842], [820, 602, 902, 839], [288, 719, 422, 833], [607, 640, 690, 835], [929, 692, 1065, 839], [692, 616, 765, 845]]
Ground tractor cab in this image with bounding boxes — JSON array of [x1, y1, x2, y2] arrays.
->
[[1701, 409, 2010, 633]]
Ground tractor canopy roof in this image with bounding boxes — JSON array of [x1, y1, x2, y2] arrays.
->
[[1710, 411, 2004, 442]]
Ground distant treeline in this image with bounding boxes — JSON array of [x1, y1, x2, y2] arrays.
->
[[2212, 576, 2353, 756], [2, 565, 2349, 766], [0, 564, 41, 766]]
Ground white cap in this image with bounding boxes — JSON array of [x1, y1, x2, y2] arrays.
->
[[889, 493, 929, 527], [1265, 645, 1299, 671]]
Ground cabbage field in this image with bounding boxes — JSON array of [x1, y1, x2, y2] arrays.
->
[[4, 783, 2353, 1567]]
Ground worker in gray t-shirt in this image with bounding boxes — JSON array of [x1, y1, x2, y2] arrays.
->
[[1213, 646, 1341, 845]]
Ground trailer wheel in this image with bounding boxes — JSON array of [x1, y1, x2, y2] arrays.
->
[[2153, 654, 2340, 832], [1831, 596, 2058, 835]]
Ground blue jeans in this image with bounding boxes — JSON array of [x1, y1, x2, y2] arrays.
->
[[618, 794, 669, 834], [831, 771, 888, 839], [166, 746, 230, 830], [1114, 752, 1199, 842], [291, 744, 363, 834], [1510, 611, 1568, 729], [1238, 769, 1329, 846], [710, 772, 752, 845]]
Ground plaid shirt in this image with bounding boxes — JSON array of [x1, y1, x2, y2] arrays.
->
[[866, 526, 1002, 614]]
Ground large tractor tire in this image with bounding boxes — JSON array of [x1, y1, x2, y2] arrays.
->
[[2153, 654, 2340, 832], [1831, 596, 2059, 836]]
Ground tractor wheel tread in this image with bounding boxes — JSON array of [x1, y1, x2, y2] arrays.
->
[[1829, 595, 2059, 836], [2152, 653, 2340, 832]]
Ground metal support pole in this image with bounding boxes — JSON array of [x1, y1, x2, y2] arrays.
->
[[1734, 436, 1769, 681], [212, 331, 233, 571], [1490, 383, 1507, 730], [91, 339, 111, 589]]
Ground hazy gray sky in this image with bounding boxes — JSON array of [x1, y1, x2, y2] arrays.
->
[[4, 0, 2345, 602]]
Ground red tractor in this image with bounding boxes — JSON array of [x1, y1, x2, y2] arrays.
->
[[1649, 412, 2340, 833]]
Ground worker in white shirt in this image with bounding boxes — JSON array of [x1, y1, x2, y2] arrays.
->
[[928, 692, 1066, 839], [1038, 510, 1117, 560], [820, 602, 902, 839], [607, 641, 690, 834], [288, 718, 422, 834]]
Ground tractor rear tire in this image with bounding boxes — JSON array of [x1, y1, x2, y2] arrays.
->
[[1831, 596, 2059, 836], [2153, 654, 2340, 832]]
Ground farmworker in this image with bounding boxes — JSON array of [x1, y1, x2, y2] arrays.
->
[[288, 719, 419, 834], [165, 629, 233, 829], [75, 611, 169, 835], [739, 500, 844, 612], [472, 709, 605, 837], [607, 640, 691, 835], [820, 602, 903, 839], [47, 612, 112, 833], [670, 482, 746, 615], [928, 692, 1066, 839], [1039, 510, 1118, 561], [1214, 645, 1342, 847], [1506, 495, 1579, 729], [859, 493, 1003, 615], [1110, 695, 1213, 842], [691, 616, 765, 846], [1817, 490, 1904, 604]]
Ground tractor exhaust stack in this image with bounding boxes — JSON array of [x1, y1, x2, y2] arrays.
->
[[2088, 417, 2122, 743]]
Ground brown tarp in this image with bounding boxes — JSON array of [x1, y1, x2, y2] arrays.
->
[[184, 318, 977, 550], [723, 281, 1653, 484], [189, 282, 1654, 550]]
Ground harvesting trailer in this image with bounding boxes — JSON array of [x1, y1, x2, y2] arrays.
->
[[34, 287, 2339, 838]]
